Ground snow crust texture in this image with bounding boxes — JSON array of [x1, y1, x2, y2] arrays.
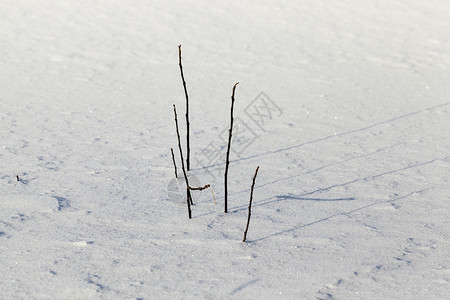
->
[[1, 0, 449, 299]]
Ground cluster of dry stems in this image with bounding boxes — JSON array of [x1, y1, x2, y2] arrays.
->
[[171, 45, 259, 242]]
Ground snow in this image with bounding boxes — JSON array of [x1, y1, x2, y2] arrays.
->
[[1, 0, 449, 298]]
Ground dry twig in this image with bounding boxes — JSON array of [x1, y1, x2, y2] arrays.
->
[[173, 104, 193, 218], [224, 82, 239, 213], [188, 184, 210, 191], [178, 45, 191, 171], [171, 148, 178, 178], [243, 166, 259, 242]]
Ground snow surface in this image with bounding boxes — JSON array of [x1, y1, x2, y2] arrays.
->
[[1, 0, 449, 299]]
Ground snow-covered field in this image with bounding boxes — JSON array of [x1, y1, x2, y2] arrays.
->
[[1, 0, 449, 298]]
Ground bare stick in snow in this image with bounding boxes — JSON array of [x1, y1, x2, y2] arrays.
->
[[173, 104, 193, 218], [16, 175, 20, 182], [243, 166, 259, 242], [224, 82, 239, 213], [171, 148, 178, 178], [178, 45, 191, 171], [211, 189, 217, 205], [188, 184, 210, 191]]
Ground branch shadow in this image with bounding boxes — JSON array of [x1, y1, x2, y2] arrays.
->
[[228, 196, 355, 214], [192, 102, 450, 171], [245, 144, 398, 195], [193, 155, 449, 219], [231, 102, 450, 164], [17, 178, 37, 185], [276, 195, 356, 202], [194, 195, 355, 219], [249, 188, 432, 243], [299, 155, 449, 197], [194, 143, 397, 207]]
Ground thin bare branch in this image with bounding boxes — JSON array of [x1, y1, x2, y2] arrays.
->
[[170, 148, 178, 178], [173, 104, 193, 218], [224, 82, 239, 213], [178, 45, 190, 171], [188, 184, 210, 191], [243, 166, 259, 242]]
